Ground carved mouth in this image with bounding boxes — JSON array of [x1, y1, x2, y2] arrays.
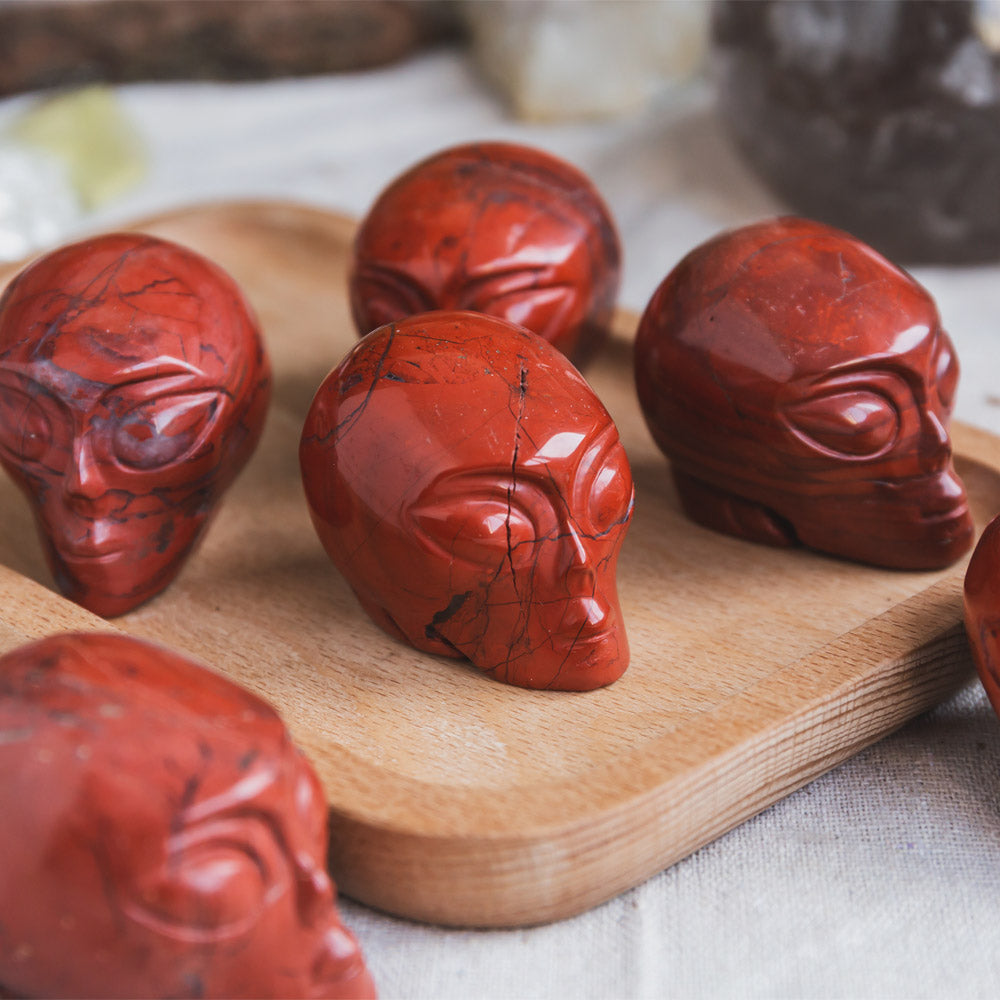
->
[[886, 468, 971, 526], [46, 524, 130, 564], [911, 482, 971, 526], [921, 499, 970, 524], [554, 623, 617, 651], [57, 546, 125, 564]]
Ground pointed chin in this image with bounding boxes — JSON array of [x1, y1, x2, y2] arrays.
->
[[39, 511, 205, 617], [440, 585, 630, 691], [304, 925, 377, 1000], [786, 468, 974, 570]]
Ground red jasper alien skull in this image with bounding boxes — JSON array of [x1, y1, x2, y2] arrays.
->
[[634, 216, 973, 570], [0, 632, 375, 1000], [349, 142, 621, 369], [300, 311, 634, 691], [964, 514, 1000, 717], [0, 233, 271, 617], [965, 517, 1000, 715]]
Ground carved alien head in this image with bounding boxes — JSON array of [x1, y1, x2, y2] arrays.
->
[[300, 311, 634, 690], [349, 141, 621, 369], [634, 216, 973, 570], [0, 233, 271, 616], [0, 632, 375, 1000], [964, 514, 1000, 716]]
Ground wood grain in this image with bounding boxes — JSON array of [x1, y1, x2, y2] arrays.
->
[[0, 202, 994, 927]]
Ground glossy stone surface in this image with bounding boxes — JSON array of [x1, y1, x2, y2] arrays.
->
[[300, 310, 634, 690], [0, 632, 375, 1000], [634, 216, 973, 571], [349, 141, 621, 369], [965, 515, 1000, 717], [0, 233, 271, 617], [712, 0, 1000, 264]]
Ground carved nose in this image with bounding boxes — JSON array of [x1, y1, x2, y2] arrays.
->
[[550, 526, 612, 632], [64, 439, 109, 507], [310, 925, 370, 994], [563, 524, 591, 571], [929, 466, 967, 509], [918, 408, 951, 470], [553, 589, 613, 640], [294, 850, 334, 928]]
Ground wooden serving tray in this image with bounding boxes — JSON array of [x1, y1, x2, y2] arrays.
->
[[0, 202, 996, 928]]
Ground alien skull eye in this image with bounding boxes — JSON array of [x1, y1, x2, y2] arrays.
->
[[458, 266, 581, 341], [128, 838, 268, 942], [351, 264, 435, 332], [588, 459, 634, 535], [935, 341, 959, 412], [0, 386, 52, 463], [782, 389, 900, 458], [411, 475, 540, 567], [480, 284, 579, 340], [113, 391, 225, 471]]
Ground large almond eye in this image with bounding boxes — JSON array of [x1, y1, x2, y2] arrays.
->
[[0, 386, 52, 463], [129, 841, 266, 942], [936, 341, 959, 411], [483, 285, 580, 338], [113, 391, 223, 470], [783, 390, 899, 457], [353, 265, 435, 330], [459, 270, 580, 340], [589, 460, 634, 535], [412, 494, 537, 566]]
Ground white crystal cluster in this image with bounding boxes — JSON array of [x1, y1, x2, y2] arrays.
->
[[464, 0, 709, 121], [0, 145, 80, 261]]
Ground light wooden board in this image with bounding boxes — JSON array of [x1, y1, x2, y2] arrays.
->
[[0, 201, 995, 927]]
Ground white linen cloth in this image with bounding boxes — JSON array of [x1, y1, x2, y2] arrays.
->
[[2, 49, 1000, 1000]]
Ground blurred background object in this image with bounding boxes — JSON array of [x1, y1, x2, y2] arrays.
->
[[711, 0, 1000, 264], [0, 0, 461, 94], [0, 85, 146, 260], [10, 85, 146, 208], [463, 0, 709, 120], [0, 140, 78, 261]]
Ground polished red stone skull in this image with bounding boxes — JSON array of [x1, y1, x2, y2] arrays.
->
[[349, 141, 621, 369], [300, 311, 634, 690], [0, 632, 375, 1000], [634, 216, 973, 570], [0, 233, 271, 616], [964, 514, 1000, 716]]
